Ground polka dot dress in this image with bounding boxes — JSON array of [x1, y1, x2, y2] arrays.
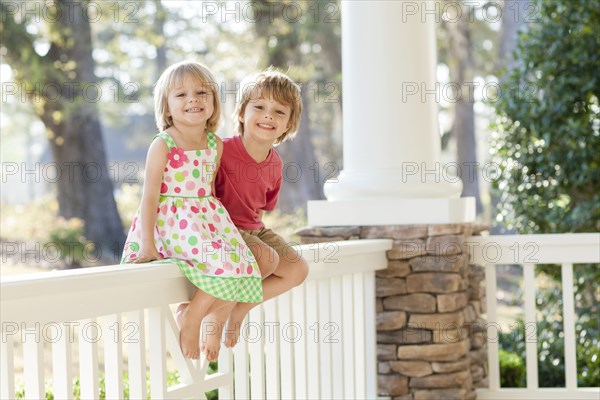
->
[[122, 131, 263, 303]]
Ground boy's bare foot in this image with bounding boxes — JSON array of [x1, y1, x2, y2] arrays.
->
[[224, 306, 249, 348], [200, 317, 223, 362], [175, 303, 201, 359]]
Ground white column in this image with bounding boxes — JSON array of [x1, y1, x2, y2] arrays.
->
[[308, 1, 474, 226]]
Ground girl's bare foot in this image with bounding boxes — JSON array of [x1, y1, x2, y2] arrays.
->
[[175, 303, 201, 359], [200, 317, 223, 362]]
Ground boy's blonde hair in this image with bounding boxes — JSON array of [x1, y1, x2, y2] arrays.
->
[[154, 60, 221, 132], [234, 67, 302, 145]]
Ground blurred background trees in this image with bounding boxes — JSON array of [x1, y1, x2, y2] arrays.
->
[[491, 0, 599, 387], [1, 0, 126, 258]]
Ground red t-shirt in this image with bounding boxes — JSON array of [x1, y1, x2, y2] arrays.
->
[[215, 135, 282, 230]]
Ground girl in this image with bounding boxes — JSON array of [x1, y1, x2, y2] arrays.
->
[[121, 60, 263, 359]]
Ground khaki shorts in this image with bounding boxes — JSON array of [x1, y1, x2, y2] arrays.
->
[[240, 228, 300, 264]]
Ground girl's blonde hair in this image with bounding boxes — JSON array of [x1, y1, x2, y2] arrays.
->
[[233, 67, 302, 145], [154, 60, 221, 132]]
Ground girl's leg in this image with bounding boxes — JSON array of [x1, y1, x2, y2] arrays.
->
[[176, 289, 232, 359], [201, 241, 279, 360], [225, 251, 309, 347]]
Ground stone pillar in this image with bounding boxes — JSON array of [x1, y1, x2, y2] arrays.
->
[[297, 224, 489, 400]]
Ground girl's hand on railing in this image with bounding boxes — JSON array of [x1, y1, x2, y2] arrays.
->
[[133, 245, 163, 263]]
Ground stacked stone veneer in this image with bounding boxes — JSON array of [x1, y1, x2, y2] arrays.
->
[[297, 224, 488, 400]]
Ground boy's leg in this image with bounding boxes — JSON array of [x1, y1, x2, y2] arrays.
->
[[201, 235, 279, 360], [225, 232, 308, 347]]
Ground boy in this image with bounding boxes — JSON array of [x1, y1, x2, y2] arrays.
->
[[202, 68, 309, 361]]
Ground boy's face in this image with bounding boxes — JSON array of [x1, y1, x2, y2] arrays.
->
[[240, 96, 291, 145]]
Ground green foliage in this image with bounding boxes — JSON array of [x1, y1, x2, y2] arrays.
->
[[14, 369, 217, 399], [491, 0, 600, 389], [490, 0, 600, 234], [498, 349, 526, 387], [47, 217, 90, 267], [206, 361, 219, 400]]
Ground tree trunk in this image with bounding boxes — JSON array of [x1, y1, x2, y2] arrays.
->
[[154, 0, 168, 81], [499, 0, 530, 71], [445, 0, 482, 214], [2, 0, 125, 260], [47, 105, 125, 260], [275, 88, 323, 213], [491, 0, 531, 233]]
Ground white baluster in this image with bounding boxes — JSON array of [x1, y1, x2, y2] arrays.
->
[[217, 346, 234, 399], [329, 275, 345, 399], [148, 307, 167, 399], [317, 279, 332, 399], [264, 298, 280, 399], [51, 323, 73, 399], [249, 306, 265, 399], [23, 325, 45, 400], [233, 315, 250, 399], [363, 272, 378, 399], [485, 263, 500, 391], [305, 280, 320, 399], [103, 314, 124, 399], [78, 318, 99, 400], [523, 264, 539, 389], [1, 333, 15, 399], [341, 274, 355, 399], [277, 291, 295, 399], [353, 273, 366, 398], [561, 263, 578, 390], [291, 285, 308, 399], [126, 310, 147, 399]]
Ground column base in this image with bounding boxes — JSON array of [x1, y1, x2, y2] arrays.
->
[[307, 197, 476, 226]]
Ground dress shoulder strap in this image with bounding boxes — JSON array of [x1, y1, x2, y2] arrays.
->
[[154, 131, 177, 150], [207, 132, 218, 150]]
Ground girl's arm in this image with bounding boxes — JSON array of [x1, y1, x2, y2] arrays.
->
[[134, 138, 168, 263], [211, 136, 224, 196]]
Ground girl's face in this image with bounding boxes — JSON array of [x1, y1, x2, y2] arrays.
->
[[166, 75, 214, 130], [240, 96, 291, 145]]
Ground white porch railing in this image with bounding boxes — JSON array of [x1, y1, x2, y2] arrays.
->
[[1, 239, 391, 400], [468, 233, 600, 400]]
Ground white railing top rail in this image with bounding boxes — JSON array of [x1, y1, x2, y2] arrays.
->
[[467, 232, 600, 265], [1, 239, 392, 329]]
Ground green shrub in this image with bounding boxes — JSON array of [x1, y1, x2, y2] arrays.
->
[[15, 368, 219, 399], [491, 0, 599, 388], [499, 349, 526, 388], [47, 217, 90, 267]]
